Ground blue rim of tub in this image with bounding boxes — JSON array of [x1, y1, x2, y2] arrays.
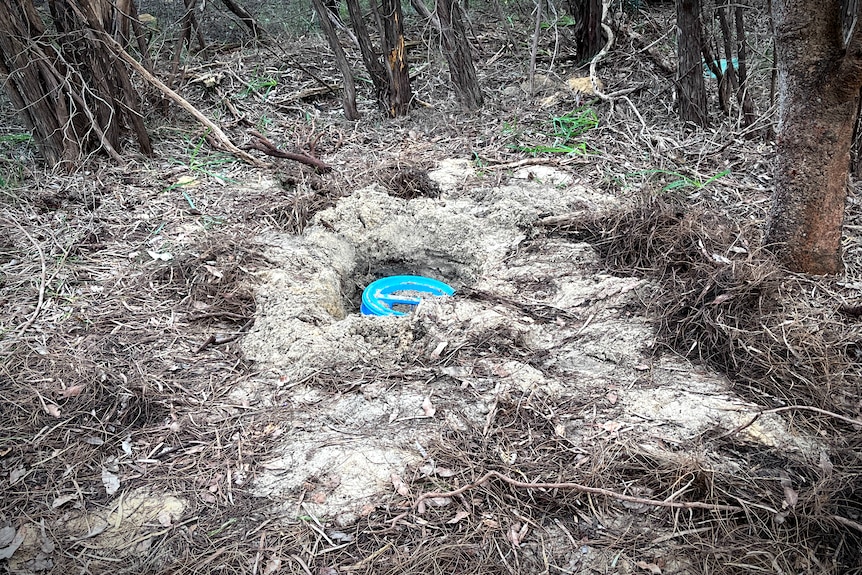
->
[[361, 275, 455, 317]]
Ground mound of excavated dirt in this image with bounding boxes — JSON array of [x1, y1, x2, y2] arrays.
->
[[238, 161, 818, 530]]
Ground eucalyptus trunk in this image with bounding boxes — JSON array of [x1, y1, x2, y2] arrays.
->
[[766, 0, 862, 274]]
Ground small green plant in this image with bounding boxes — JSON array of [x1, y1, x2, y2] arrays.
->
[[239, 75, 278, 100], [472, 151, 487, 169], [501, 120, 518, 135], [165, 130, 236, 188], [471, 151, 488, 177], [0, 133, 31, 146], [541, 14, 576, 29], [513, 107, 599, 155], [634, 168, 730, 192], [256, 113, 274, 133]]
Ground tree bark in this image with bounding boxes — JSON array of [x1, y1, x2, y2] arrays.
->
[[410, 0, 440, 31], [676, 0, 709, 127], [439, 0, 483, 111], [311, 0, 360, 120], [0, 0, 151, 167], [221, 0, 268, 41], [345, 0, 388, 108], [733, 5, 756, 128], [716, 6, 738, 116], [569, 0, 603, 61], [765, 0, 862, 274], [378, 0, 412, 116]]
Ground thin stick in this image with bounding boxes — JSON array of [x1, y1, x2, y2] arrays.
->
[[831, 514, 862, 533], [528, 0, 543, 96], [246, 130, 332, 172], [715, 404, 861, 443], [588, 0, 647, 134], [390, 469, 742, 526], [762, 405, 862, 427], [588, 0, 613, 100]]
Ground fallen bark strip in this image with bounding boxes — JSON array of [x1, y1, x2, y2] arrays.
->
[[390, 469, 743, 527], [246, 130, 332, 172]]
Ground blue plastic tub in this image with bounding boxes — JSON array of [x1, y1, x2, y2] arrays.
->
[[361, 275, 455, 317]]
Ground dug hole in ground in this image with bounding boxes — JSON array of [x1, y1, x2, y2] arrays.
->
[[234, 159, 816, 571]]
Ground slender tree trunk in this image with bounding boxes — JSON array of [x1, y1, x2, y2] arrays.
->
[[410, 0, 440, 31], [676, 0, 709, 127], [311, 0, 360, 120], [221, 0, 268, 40], [715, 5, 738, 116], [437, 0, 482, 109], [765, 0, 862, 274], [733, 5, 756, 128], [378, 0, 412, 116], [528, 0, 543, 96], [345, 0, 388, 108]]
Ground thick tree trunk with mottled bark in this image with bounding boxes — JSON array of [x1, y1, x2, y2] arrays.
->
[[676, 0, 708, 127], [437, 0, 483, 109], [766, 0, 862, 274]]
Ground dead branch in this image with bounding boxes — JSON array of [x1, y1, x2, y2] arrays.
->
[[246, 130, 332, 172], [589, 0, 648, 133]]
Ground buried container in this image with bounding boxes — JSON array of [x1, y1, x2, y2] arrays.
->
[[361, 275, 455, 317]]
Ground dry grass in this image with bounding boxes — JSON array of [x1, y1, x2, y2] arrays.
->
[[544, 193, 862, 573], [560, 194, 862, 414]]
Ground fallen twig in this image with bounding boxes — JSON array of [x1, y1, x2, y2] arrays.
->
[[246, 130, 332, 173], [589, 0, 648, 134], [762, 405, 862, 427], [831, 514, 862, 533], [73, 9, 265, 167], [195, 319, 254, 353], [390, 469, 743, 527], [716, 404, 862, 442]]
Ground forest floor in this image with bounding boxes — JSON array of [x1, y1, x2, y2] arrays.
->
[[1, 2, 861, 574]]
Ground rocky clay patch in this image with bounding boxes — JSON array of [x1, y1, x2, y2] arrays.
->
[[238, 160, 817, 538]]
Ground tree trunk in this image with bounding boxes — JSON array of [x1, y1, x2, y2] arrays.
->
[[311, 0, 360, 120], [378, 0, 412, 116], [410, 0, 441, 31], [716, 6, 738, 116], [345, 0, 388, 108], [569, 0, 603, 61], [0, 0, 151, 167], [437, 0, 482, 109], [733, 5, 757, 128], [765, 0, 862, 274], [676, 0, 709, 127], [221, 0, 268, 41]]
